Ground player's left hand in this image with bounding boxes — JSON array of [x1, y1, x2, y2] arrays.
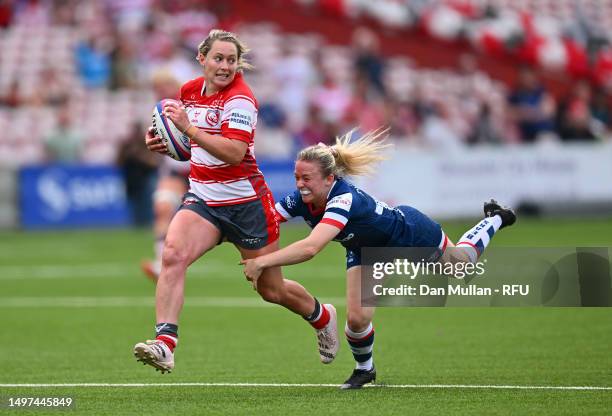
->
[[240, 258, 263, 290], [163, 101, 190, 133]]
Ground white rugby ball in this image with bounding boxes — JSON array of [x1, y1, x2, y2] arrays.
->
[[152, 99, 191, 161]]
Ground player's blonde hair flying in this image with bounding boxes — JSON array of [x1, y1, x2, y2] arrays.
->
[[297, 128, 391, 178], [197, 29, 253, 71]]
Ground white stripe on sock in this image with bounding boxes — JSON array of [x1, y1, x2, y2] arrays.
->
[[345, 322, 373, 339], [356, 357, 373, 370]]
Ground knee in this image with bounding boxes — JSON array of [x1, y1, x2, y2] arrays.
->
[[256, 284, 283, 305], [161, 240, 189, 270], [346, 313, 371, 333]]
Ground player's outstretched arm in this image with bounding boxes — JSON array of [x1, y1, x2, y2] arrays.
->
[[241, 223, 340, 285]]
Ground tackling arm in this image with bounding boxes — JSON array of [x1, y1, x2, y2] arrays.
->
[[241, 223, 341, 286], [261, 223, 340, 268]]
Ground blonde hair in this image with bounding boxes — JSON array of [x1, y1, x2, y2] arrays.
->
[[197, 29, 253, 72], [297, 128, 391, 178]]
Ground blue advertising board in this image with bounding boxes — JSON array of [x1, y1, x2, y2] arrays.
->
[[19, 165, 130, 229], [257, 159, 295, 203]]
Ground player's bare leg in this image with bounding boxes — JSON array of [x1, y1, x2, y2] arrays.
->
[[239, 242, 339, 364], [134, 209, 221, 373]]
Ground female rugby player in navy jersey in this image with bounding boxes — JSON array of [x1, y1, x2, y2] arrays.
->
[[242, 129, 516, 388]]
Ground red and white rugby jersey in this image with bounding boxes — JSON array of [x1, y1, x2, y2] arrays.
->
[[180, 73, 269, 206]]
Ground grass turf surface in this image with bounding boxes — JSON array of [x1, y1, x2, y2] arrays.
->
[[0, 218, 611, 415]]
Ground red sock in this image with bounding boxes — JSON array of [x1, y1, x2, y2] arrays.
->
[[156, 335, 177, 352], [309, 304, 330, 330]]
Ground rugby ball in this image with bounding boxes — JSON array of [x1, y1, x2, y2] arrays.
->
[[152, 99, 191, 161]]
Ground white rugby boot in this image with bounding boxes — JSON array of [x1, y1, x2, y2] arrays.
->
[[316, 304, 339, 364], [133, 340, 174, 374]]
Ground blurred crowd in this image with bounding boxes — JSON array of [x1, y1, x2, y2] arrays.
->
[[0, 0, 610, 168]]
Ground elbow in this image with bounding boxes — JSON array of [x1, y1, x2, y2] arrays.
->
[[228, 156, 244, 166], [226, 151, 245, 166], [303, 244, 321, 260]]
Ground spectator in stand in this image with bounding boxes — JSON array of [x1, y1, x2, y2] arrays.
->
[[507, 66, 556, 143], [273, 44, 317, 132], [344, 76, 388, 134], [110, 34, 141, 89], [467, 102, 502, 145], [388, 98, 420, 140], [311, 68, 351, 127], [145, 39, 199, 85], [296, 105, 338, 147], [556, 80, 596, 141], [419, 101, 463, 148], [352, 27, 386, 97], [44, 102, 84, 163], [74, 33, 113, 89]]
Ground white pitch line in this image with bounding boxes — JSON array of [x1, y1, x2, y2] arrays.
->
[[0, 296, 346, 308], [0, 262, 340, 280], [0, 383, 610, 391]]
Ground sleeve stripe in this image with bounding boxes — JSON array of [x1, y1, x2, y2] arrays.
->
[[320, 218, 345, 230], [322, 211, 348, 225], [275, 203, 292, 220]]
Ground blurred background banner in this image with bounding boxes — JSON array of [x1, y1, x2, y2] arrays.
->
[[356, 142, 612, 218], [19, 165, 129, 229]]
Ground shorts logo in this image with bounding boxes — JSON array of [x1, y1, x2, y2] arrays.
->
[[242, 237, 262, 245], [183, 196, 199, 206], [206, 109, 220, 126]]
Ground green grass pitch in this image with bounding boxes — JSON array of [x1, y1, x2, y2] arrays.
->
[[0, 218, 611, 415]]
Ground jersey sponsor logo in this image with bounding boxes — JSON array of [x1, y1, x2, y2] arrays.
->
[[228, 109, 253, 132], [206, 109, 220, 126], [327, 193, 352, 211], [285, 195, 296, 209]]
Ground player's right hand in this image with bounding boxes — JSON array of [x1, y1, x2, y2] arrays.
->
[[145, 126, 168, 154]]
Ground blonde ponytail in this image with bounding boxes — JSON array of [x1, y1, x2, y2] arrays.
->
[[297, 127, 391, 178]]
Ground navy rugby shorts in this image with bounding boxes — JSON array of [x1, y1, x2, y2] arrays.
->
[[345, 205, 446, 269], [178, 192, 279, 250]]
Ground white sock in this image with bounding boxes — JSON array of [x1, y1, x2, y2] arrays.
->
[[456, 215, 502, 262], [356, 357, 373, 371]]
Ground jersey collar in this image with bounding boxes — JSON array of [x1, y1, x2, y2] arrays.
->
[[200, 73, 243, 97]]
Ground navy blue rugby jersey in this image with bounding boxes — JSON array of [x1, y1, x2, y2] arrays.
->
[[274, 178, 409, 252]]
